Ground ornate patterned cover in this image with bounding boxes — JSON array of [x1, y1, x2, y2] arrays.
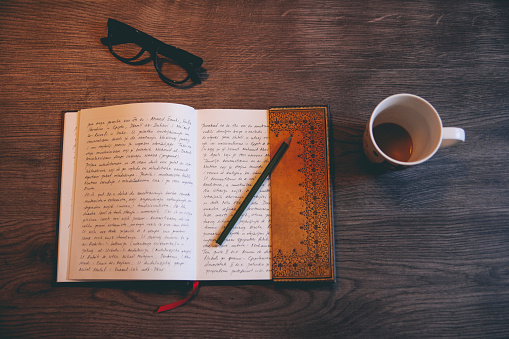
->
[[269, 107, 335, 282]]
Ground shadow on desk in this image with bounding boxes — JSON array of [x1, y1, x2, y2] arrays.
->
[[332, 122, 388, 175]]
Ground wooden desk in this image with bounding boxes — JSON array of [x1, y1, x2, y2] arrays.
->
[[1, 1, 508, 337]]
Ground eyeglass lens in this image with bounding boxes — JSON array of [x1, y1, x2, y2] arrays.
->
[[154, 53, 191, 84], [109, 42, 147, 63]]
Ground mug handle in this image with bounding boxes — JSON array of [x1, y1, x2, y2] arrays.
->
[[440, 127, 465, 148]]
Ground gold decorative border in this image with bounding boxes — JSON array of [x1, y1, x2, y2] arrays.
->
[[269, 107, 335, 281]]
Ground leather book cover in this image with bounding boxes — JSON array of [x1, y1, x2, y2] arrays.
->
[[269, 106, 335, 282]]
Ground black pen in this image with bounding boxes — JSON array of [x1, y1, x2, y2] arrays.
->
[[215, 137, 292, 246]]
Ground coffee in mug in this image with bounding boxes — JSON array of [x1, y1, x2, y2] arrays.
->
[[363, 94, 465, 169], [372, 122, 413, 162]]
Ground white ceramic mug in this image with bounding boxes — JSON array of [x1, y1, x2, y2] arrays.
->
[[363, 94, 465, 169]]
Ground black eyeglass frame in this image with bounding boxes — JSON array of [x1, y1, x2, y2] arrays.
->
[[100, 18, 203, 85]]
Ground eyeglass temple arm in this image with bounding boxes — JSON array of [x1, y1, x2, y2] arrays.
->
[[104, 18, 203, 66], [157, 43, 203, 68]]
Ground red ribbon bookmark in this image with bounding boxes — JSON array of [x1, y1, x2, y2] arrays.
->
[[156, 281, 200, 313]]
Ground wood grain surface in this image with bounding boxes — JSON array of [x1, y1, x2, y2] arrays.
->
[[1, 1, 508, 338]]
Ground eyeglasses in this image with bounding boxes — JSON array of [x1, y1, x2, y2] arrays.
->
[[100, 18, 204, 87]]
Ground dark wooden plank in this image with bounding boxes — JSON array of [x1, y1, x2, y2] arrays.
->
[[1, 0, 509, 338]]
